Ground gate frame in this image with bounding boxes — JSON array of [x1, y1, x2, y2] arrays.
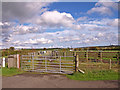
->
[[21, 55, 75, 74]]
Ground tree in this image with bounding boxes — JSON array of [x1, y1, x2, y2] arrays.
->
[[43, 48, 46, 50], [9, 47, 15, 51]]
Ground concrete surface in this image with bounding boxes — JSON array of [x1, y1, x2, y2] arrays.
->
[[2, 73, 119, 88]]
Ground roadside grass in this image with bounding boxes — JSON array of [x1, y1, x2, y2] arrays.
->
[[1, 67, 23, 76], [66, 70, 119, 81]]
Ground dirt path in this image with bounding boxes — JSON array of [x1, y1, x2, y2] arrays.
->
[[2, 73, 119, 88]]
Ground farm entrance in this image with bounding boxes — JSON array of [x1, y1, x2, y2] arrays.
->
[[21, 55, 75, 74]]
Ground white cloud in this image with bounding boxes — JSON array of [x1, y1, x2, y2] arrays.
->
[[98, 32, 104, 37], [0, 42, 3, 46], [88, 26, 109, 31], [87, 6, 112, 15], [84, 39, 90, 43], [107, 18, 119, 27], [37, 38, 53, 44], [1, 16, 118, 48], [87, 1, 117, 15], [14, 46, 31, 49], [13, 25, 44, 35], [93, 37, 98, 41], [1, 22, 45, 43], [13, 40, 21, 45], [1, 22, 14, 33], [24, 38, 53, 44], [36, 10, 81, 30], [37, 10, 74, 26], [95, 1, 118, 9], [88, 19, 110, 25], [0, 22, 4, 26], [77, 31, 118, 45], [77, 17, 88, 22], [2, 2, 49, 23], [1, 22, 15, 42]]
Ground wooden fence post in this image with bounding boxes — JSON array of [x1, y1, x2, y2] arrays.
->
[[117, 52, 119, 64], [55, 51, 56, 58], [64, 52, 66, 57], [110, 59, 111, 69], [100, 51, 103, 63], [63, 52, 64, 56], [74, 52, 76, 56], [75, 54, 79, 72], [65, 52, 67, 60], [86, 50, 88, 62]]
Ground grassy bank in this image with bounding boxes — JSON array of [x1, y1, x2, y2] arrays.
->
[[1, 67, 23, 76], [66, 70, 119, 81]]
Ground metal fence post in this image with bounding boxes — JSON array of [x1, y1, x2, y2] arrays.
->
[[60, 56, 61, 73]]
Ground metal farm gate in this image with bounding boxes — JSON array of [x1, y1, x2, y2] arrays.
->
[[21, 55, 75, 74]]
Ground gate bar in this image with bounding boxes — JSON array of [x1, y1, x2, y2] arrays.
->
[[60, 56, 61, 73], [45, 57, 47, 72]]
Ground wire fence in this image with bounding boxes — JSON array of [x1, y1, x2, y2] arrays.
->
[[50, 50, 119, 71]]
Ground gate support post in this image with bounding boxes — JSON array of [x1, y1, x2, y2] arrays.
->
[[17, 54, 20, 68], [2, 57, 5, 67], [75, 55, 79, 72]]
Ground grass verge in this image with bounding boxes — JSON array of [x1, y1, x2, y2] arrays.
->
[[1, 67, 23, 76], [66, 70, 119, 81]]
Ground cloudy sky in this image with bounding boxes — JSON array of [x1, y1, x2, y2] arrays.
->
[[0, 0, 119, 49]]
